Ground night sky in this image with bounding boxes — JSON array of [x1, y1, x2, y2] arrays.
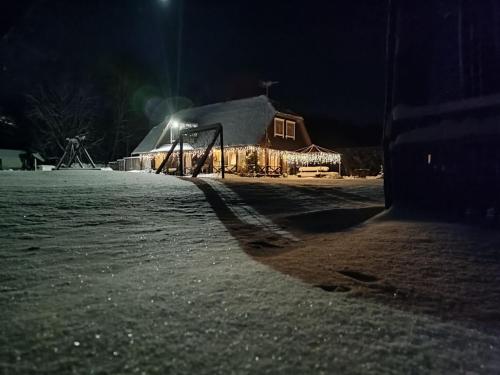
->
[[0, 0, 387, 146]]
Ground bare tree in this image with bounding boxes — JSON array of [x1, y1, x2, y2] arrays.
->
[[26, 83, 99, 156], [108, 73, 132, 160]]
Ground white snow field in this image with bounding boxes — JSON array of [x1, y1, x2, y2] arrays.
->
[[0, 171, 498, 374]]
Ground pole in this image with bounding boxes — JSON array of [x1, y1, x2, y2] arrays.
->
[[191, 125, 221, 178], [75, 154, 84, 168], [261, 81, 279, 99], [155, 139, 179, 174], [65, 142, 79, 168], [220, 127, 225, 179], [175, 0, 184, 110], [382, 0, 398, 208], [56, 141, 71, 170], [457, 0, 464, 98], [82, 147, 97, 168], [179, 133, 184, 176], [264, 127, 268, 175]]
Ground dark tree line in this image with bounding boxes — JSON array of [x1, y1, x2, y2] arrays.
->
[[22, 59, 159, 163], [26, 83, 99, 157]]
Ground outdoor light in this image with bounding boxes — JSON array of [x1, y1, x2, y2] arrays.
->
[[171, 120, 180, 128]]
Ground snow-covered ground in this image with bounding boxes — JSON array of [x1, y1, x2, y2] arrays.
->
[[0, 171, 498, 374]]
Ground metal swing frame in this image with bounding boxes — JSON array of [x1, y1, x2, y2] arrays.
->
[[155, 123, 225, 178]]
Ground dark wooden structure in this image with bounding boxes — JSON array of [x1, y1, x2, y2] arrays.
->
[[56, 135, 96, 170], [383, 1, 500, 213]]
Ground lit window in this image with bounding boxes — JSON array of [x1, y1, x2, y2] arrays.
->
[[285, 120, 296, 140], [274, 118, 284, 137]]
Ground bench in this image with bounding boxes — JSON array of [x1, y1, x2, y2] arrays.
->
[[297, 166, 329, 178]]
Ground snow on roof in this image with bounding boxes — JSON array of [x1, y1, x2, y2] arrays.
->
[[132, 121, 168, 155], [0, 149, 43, 160], [394, 116, 500, 146], [150, 143, 194, 153], [132, 96, 279, 154], [32, 152, 44, 161], [392, 93, 500, 122], [0, 149, 23, 157]]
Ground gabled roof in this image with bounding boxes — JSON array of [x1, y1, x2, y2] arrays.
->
[[132, 122, 168, 155], [269, 99, 302, 117], [295, 144, 340, 155], [132, 96, 291, 155]]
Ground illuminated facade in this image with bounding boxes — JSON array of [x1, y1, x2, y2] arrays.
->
[[131, 96, 340, 176]]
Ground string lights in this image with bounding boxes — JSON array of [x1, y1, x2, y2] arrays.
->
[[140, 145, 341, 167], [283, 151, 341, 165]]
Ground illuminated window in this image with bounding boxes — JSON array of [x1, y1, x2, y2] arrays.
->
[[286, 120, 296, 140], [274, 118, 284, 137]]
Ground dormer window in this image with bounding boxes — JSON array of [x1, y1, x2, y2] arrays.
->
[[286, 120, 296, 140], [274, 118, 285, 137]]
